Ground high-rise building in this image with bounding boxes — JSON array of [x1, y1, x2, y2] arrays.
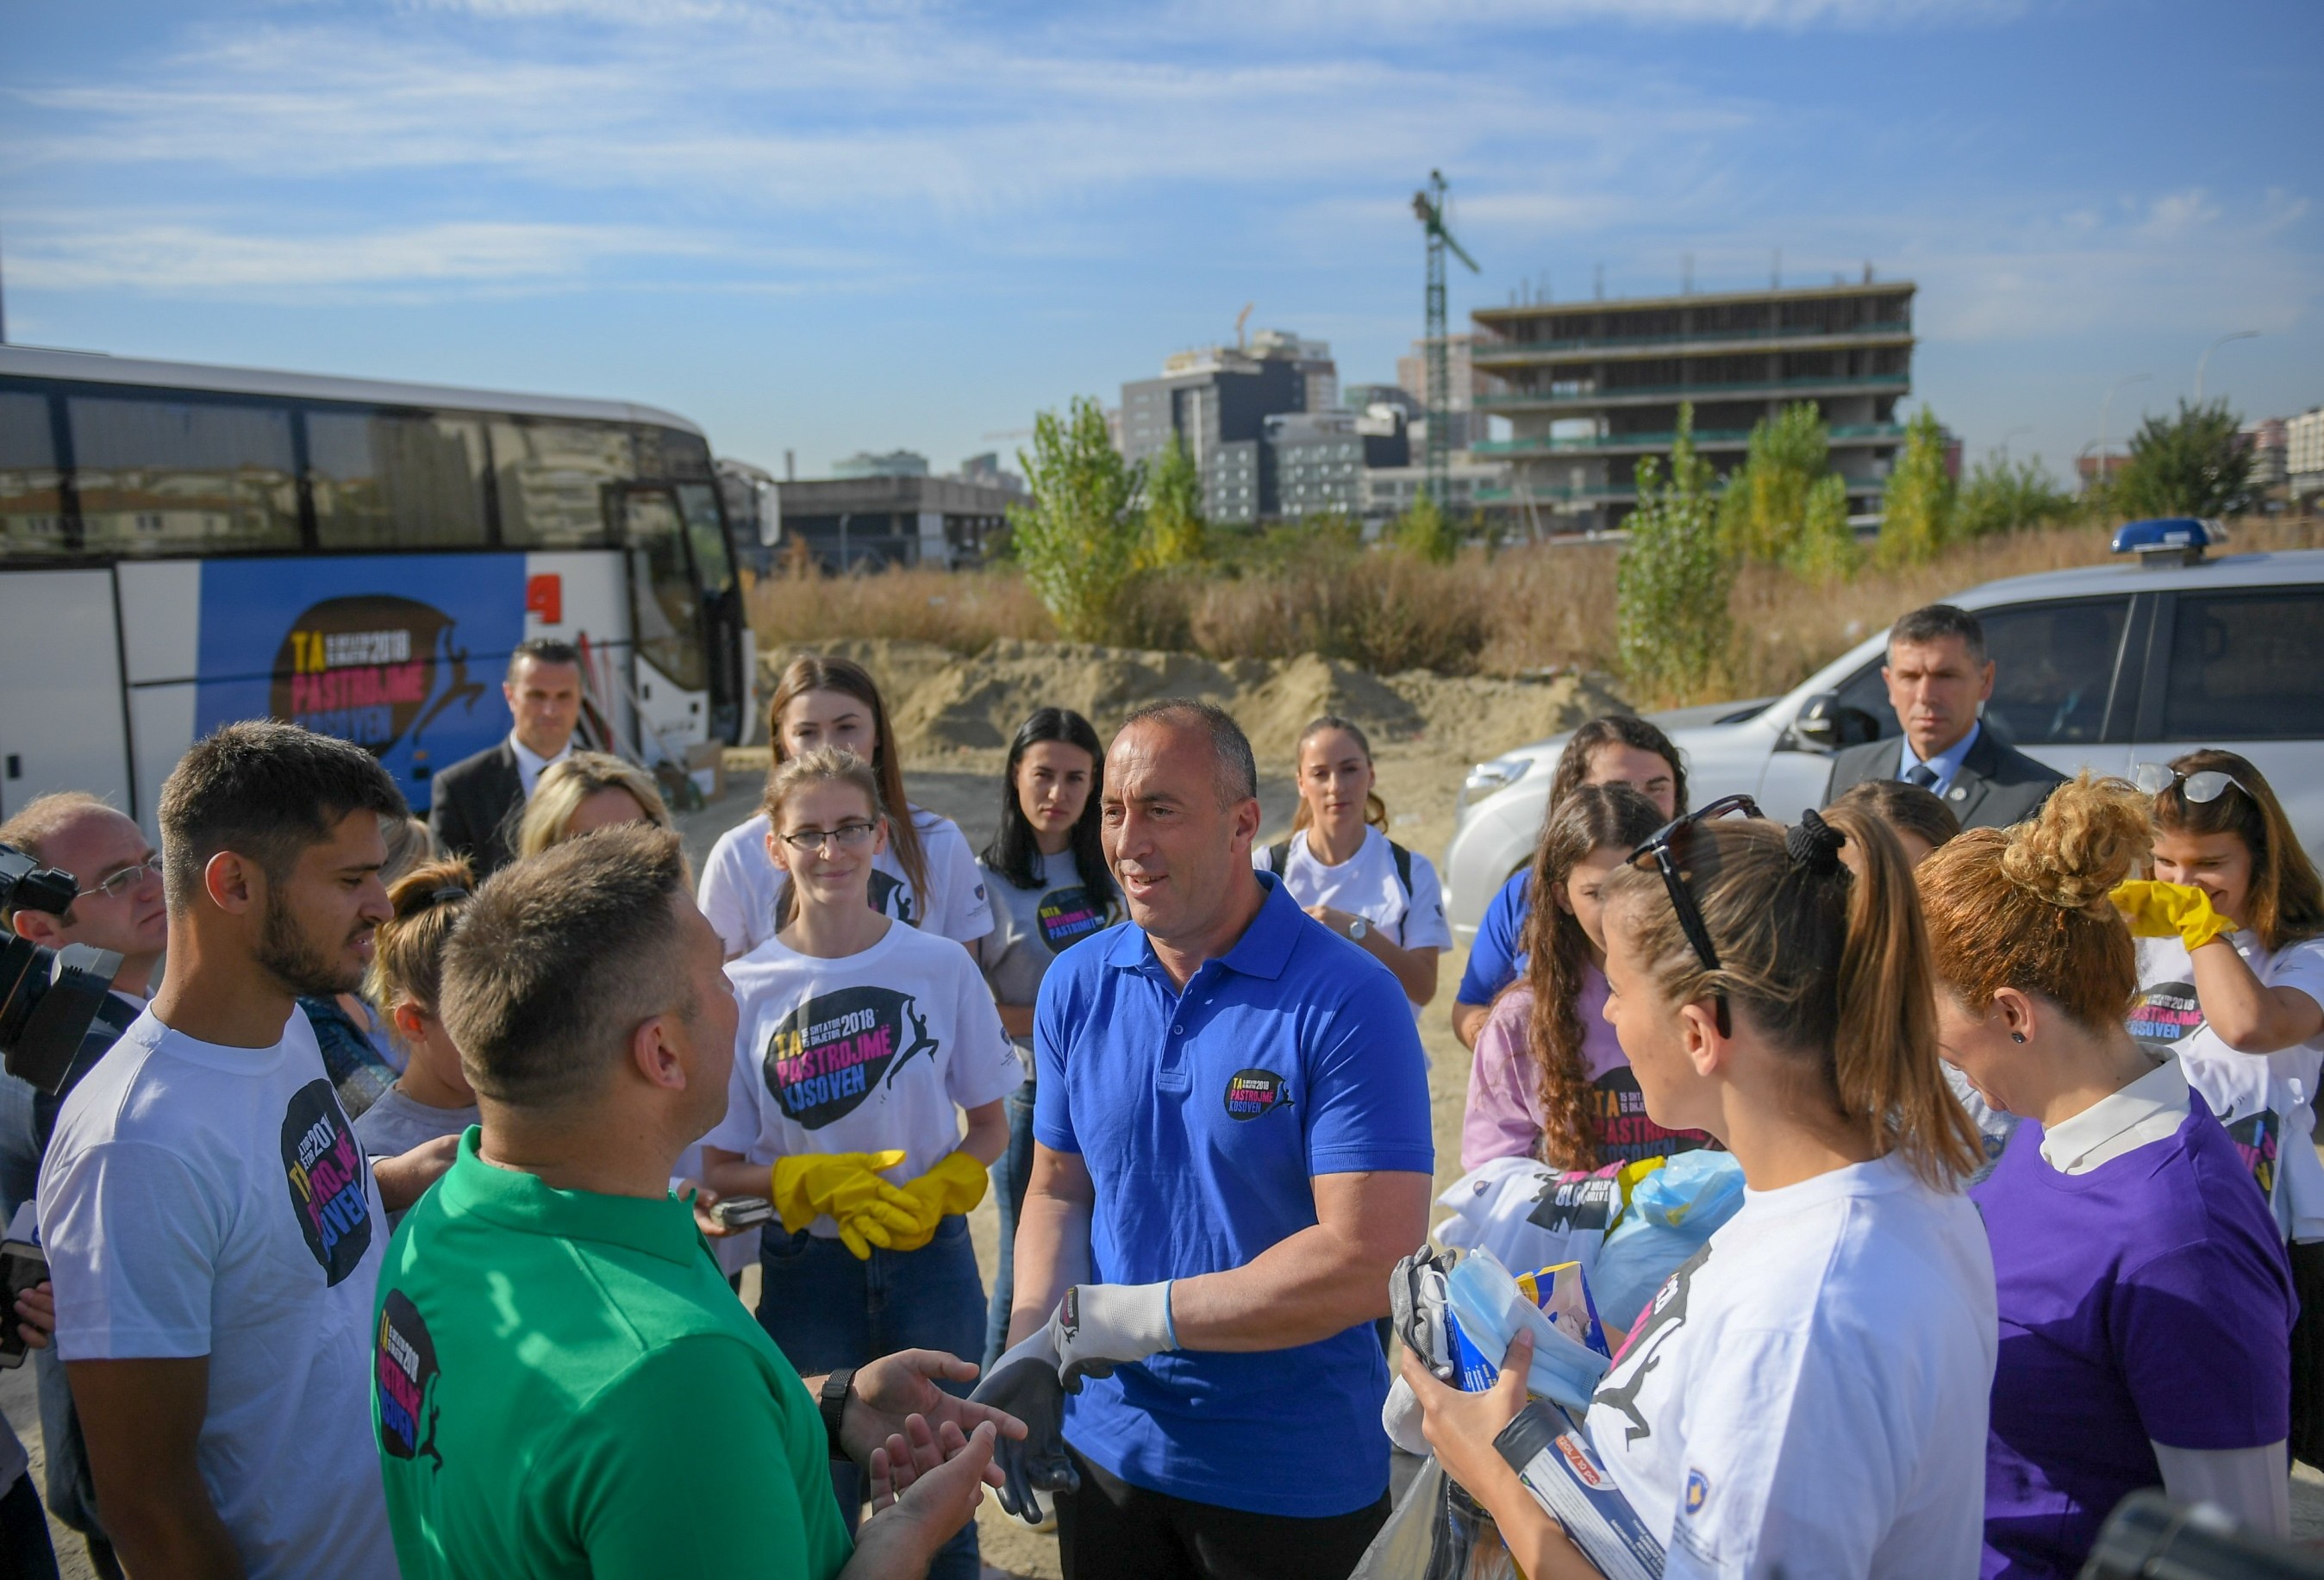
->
[[2240, 418, 2289, 497], [831, 449, 930, 479], [1396, 334, 1480, 453], [1466, 280, 1915, 531], [1121, 331, 1334, 521], [2289, 407, 2324, 506]]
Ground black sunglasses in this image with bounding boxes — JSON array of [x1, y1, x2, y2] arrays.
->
[[1627, 794, 1765, 1038]]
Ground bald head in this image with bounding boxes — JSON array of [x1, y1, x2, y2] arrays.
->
[[1, 794, 168, 988]]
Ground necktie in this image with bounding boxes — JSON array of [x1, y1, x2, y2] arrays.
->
[[1903, 763, 1940, 791]]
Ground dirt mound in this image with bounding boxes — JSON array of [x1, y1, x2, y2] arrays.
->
[[759, 639, 1628, 769]]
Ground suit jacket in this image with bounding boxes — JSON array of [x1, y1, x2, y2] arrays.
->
[[428, 740, 525, 879], [1822, 726, 2066, 833]]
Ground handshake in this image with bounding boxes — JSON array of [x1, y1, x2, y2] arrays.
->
[[770, 1150, 990, 1259]]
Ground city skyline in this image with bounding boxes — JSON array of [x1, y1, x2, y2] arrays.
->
[[3, 0, 2318, 491]]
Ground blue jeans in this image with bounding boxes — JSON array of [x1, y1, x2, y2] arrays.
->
[[983, 1079, 1040, 1372], [757, 1215, 985, 1580]]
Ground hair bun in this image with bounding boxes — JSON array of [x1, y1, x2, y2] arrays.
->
[[1997, 774, 2150, 910], [1787, 808, 1848, 877]]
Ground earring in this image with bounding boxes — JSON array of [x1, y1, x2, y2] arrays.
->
[[2009, 1031, 2027, 1044]]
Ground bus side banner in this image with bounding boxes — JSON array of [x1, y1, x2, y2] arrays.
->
[[195, 554, 527, 813]]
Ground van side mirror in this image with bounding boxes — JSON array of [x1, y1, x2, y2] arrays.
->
[[1793, 693, 1884, 753]]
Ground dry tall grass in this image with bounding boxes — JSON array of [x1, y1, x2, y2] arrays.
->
[[745, 515, 2324, 704]]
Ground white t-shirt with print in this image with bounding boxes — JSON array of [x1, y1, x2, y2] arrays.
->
[[1258, 827, 1452, 1016], [37, 1006, 397, 1580], [2133, 933, 2324, 1241], [1584, 1154, 1996, 1580], [699, 805, 994, 959], [974, 852, 1117, 1062], [703, 921, 1022, 1237]]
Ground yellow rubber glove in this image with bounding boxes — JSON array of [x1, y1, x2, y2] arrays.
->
[[2109, 880, 2238, 951], [769, 1152, 922, 1260], [884, 1152, 992, 1254]]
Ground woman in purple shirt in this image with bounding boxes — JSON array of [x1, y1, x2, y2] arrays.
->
[[1919, 775, 2295, 1577]]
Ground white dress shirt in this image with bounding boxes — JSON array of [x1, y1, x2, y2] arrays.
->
[[509, 733, 572, 802]]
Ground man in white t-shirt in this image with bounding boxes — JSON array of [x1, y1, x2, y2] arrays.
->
[[39, 721, 458, 1580]]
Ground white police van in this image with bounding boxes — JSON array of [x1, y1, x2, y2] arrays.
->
[[1445, 521, 2324, 939]]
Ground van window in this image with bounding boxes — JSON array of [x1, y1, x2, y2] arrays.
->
[[490, 421, 633, 547], [1826, 596, 2128, 748], [69, 395, 301, 554], [0, 390, 68, 559], [309, 410, 490, 550], [2161, 589, 2324, 741]]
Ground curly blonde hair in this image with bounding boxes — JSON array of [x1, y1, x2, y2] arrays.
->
[[1916, 773, 2150, 1032]]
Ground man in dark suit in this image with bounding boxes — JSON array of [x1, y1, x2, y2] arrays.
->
[[428, 638, 584, 877], [1823, 603, 2065, 832]]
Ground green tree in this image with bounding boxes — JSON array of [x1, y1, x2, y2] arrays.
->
[[1877, 408, 1957, 566], [1140, 432, 1208, 568], [1719, 403, 1831, 563], [1393, 489, 1459, 565], [1786, 472, 1860, 582], [1009, 397, 1146, 641], [1955, 453, 2077, 539], [1617, 403, 1732, 699], [2112, 398, 2256, 519]]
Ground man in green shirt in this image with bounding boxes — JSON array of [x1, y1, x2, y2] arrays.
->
[[374, 824, 1015, 1579]]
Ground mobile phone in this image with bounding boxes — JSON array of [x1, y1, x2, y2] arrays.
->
[[713, 1196, 776, 1230], [0, 1240, 49, 1370]]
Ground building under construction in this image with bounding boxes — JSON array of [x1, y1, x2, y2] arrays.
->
[[1468, 277, 1915, 533]]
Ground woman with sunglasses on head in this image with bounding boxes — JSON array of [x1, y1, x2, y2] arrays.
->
[[971, 708, 1118, 1370], [700, 653, 994, 959], [1462, 784, 1703, 1171], [1918, 775, 2294, 1576], [1401, 796, 1996, 1580], [699, 749, 1021, 1580], [2120, 749, 2324, 1464], [1263, 715, 1452, 1019]]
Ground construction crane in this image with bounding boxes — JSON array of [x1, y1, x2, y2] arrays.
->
[[1412, 170, 1480, 509]]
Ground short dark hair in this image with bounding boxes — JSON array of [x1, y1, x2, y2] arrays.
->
[[159, 722, 407, 911], [1888, 604, 1985, 665], [1547, 715, 1689, 817], [507, 638, 582, 682], [440, 823, 694, 1110], [1119, 699, 1259, 806]]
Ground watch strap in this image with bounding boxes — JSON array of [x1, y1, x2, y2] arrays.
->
[[820, 1365, 856, 1462]]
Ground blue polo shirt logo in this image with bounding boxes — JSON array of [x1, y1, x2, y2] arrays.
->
[[1223, 1068, 1292, 1121]]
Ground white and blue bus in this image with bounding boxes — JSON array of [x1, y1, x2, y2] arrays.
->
[[0, 345, 753, 831]]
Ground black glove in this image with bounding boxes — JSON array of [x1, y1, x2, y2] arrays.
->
[[969, 1328, 1082, 1524]]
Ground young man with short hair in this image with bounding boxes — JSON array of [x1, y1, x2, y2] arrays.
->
[[428, 637, 584, 877], [378, 823, 1015, 1579], [1823, 603, 2065, 830], [992, 700, 1434, 1580], [39, 721, 453, 1580]]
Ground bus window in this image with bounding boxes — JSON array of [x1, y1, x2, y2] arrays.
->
[[309, 410, 490, 550], [0, 391, 69, 559], [490, 420, 633, 548], [677, 484, 735, 597], [622, 489, 709, 691], [69, 396, 300, 555], [640, 426, 714, 481]]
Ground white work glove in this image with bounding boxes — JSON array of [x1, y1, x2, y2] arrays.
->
[[1052, 1281, 1177, 1390]]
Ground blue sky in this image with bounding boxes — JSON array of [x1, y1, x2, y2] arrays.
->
[[5, 0, 2318, 487]]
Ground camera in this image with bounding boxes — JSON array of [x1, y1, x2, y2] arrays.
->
[[0, 840, 124, 1095]]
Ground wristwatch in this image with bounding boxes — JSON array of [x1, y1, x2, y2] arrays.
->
[[820, 1365, 857, 1462], [1347, 917, 1368, 941]]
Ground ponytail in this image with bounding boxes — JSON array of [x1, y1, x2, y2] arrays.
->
[[1604, 809, 1980, 1190]]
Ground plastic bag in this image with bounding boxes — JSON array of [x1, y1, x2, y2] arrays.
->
[[1433, 1157, 1662, 1283], [1590, 1150, 1745, 1331], [1346, 1458, 1521, 1580]]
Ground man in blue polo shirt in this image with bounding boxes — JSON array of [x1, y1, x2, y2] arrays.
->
[[989, 698, 1433, 1580]]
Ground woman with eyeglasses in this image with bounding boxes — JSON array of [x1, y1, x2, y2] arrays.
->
[[1399, 796, 1996, 1579], [1919, 774, 2294, 1575], [698, 748, 1021, 1580], [2121, 749, 2324, 1466]]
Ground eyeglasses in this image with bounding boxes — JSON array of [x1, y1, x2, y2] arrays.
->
[[777, 821, 878, 854], [1627, 794, 1764, 1038], [74, 854, 163, 902], [2133, 764, 2251, 806]]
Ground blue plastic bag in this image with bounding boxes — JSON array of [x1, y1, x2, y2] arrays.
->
[[1590, 1150, 1745, 1331]]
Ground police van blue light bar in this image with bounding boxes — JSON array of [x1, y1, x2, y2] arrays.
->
[[2110, 516, 2221, 565]]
